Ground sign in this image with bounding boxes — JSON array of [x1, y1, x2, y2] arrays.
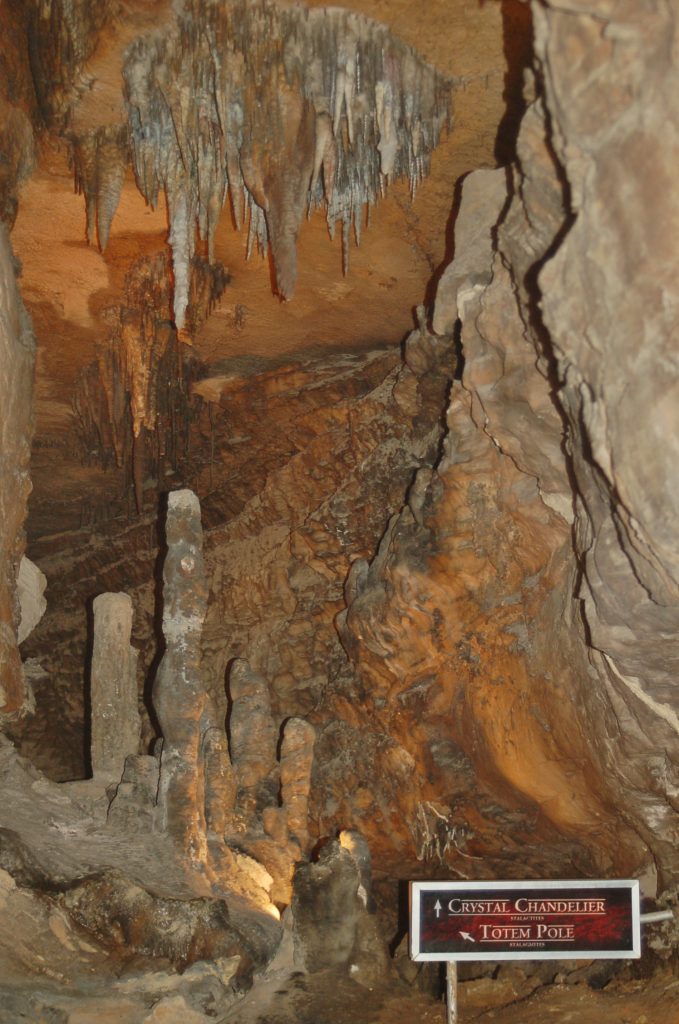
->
[[410, 880, 640, 961]]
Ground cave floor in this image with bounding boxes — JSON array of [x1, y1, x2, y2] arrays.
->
[[213, 964, 679, 1024]]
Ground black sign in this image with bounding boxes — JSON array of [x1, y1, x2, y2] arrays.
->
[[410, 880, 640, 961]]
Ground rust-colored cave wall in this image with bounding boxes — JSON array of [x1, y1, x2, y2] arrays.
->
[[0, 225, 35, 718]]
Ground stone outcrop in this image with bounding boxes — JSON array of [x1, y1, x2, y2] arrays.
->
[[532, 0, 679, 889]]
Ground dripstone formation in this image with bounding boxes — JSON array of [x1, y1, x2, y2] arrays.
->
[[29, 0, 451, 326]]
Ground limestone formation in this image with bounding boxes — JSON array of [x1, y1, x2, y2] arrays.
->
[[90, 591, 141, 779], [0, 224, 35, 720], [279, 717, 316, 854], [228, 659, 279, 813], [291, 833, 387, 983], [27, 0, 450, 326], [153, 489, 216, 869], [319, 0, 679, 892], [72, 252, 227, 510], [6, 0, 679, 1017], [225, 664, 318, 902], [124, 0, 450, 323], [16, 556, 46, 645]]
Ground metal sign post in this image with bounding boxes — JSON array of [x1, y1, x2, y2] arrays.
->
[[409, 879, 674, 1022], [445, 960, 458, 1024]]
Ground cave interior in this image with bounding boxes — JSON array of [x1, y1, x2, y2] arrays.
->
[[1, 0, 679, 1021]]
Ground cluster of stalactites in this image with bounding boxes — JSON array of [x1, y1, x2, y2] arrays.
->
[[123, 0, 451, 327], [72, 124, 129, 252]]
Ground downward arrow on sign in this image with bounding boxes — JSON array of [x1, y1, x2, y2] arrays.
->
[[460, 931, 476, 943]]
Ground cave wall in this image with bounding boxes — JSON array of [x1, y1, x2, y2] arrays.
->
[[325, 0, 679, 888]]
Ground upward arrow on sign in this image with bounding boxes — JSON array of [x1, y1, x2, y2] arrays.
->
[[434, 899, 442, 918]]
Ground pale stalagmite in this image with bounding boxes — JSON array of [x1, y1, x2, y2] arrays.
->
[[90, 591, 141, 778]]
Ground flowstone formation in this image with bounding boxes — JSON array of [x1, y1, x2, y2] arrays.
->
[[28, 0, 451, 326]]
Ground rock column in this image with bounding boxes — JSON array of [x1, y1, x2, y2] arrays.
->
[[153, 489, 227, 871]]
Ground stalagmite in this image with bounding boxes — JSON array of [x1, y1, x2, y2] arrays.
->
[[280, 717, 316, 854], [202, 726, 236, 837], [152, 489, 212, 867], [228, 659, 278, 812], [90, 592, 141, 779]]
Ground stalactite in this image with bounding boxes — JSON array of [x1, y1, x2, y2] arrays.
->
[[121, 0, 451, 325], [28, 0, 450, 326], [72, 124, 129, 251]]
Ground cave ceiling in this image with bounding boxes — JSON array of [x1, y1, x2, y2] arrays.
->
[[7, 0, 528, 538]]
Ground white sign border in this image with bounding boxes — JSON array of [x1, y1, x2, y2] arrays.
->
[[410, 879, 641, 962]]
